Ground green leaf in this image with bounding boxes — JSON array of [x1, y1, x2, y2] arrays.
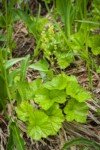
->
[[40, 70, 53, 80], [10, 122, 26, 150], [29, 59, 53, 79], [66, 82, 91, 102], [8, 69, 20, 86], [29, 59, 49, 71], [69, 23, 91, 51], [45, 104, 64, 135], [17, 81, 32, 101], [87, 35, 100, 55], [56, 0, 67, 18], [6, 57, 24, 69], [6, 128, 15, 150], [67, 75, 78, 82], [14, 9, 32, 26], [43, 74, 78, 90], [0, 12, 6, 28], [20, 55, 30, 81], [61, 138, 100, 150], [0, 75, 8, 108], [64, 99, 88, 123], [56, 51, 74, 69], [56, 0, 72, 37], [43, 73, 68, 90], [16, 101, 34, 122], [92, 47, 100, 56], [14, 9, 37, 37], [29, 79, 42, 93], [70, 32, 85, 50], [56, 0, 72, 23], [75, 20, 100, 26], [27, 110, 52, 140], [35, 87, 66, 110], [17, 79, 41, 100]]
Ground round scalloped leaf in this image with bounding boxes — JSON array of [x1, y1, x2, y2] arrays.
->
[[43, 73, 68, 90], [66, 82, 91, 102], [64, 99, 88, 123], [16, 101, 34, 122], [35, 87, 66, 110], [45, 103, 64, 135], [27, 110, 52, 140]]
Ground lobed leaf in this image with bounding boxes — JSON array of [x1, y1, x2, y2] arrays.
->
[[66, 82, 91, 102], [17, 79, 41, 100], [27, 110, 52, 140], [35, 87, 66, 110], [64, 99, 88, 123], [45, 103, 64, 135], [56, 51, 74, 69], [87, 35, 100, 55], [16, 101, 34, 122], [43, 73, 68, 90]]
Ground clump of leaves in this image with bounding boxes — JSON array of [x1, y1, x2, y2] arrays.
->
[[0, 47, 26, 109], [16, 101, 64, 140], [16, 73, 91, 140], [40, 25, 74, 69]]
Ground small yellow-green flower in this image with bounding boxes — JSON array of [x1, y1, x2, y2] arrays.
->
[[48, 25, 54, 34], [54, 45, 57, 50]]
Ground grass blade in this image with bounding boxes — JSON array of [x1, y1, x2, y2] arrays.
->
[[6, 57, 24, 69], [9, 122, 26, 150], [6, 129, 14, 150], [56, 0, 72, 38], [61, 138, 100, 150], [20, 55, 30, 81], [75, 20, 100, 25]]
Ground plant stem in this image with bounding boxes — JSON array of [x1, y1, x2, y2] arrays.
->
[[65, 0, 71, 38]]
